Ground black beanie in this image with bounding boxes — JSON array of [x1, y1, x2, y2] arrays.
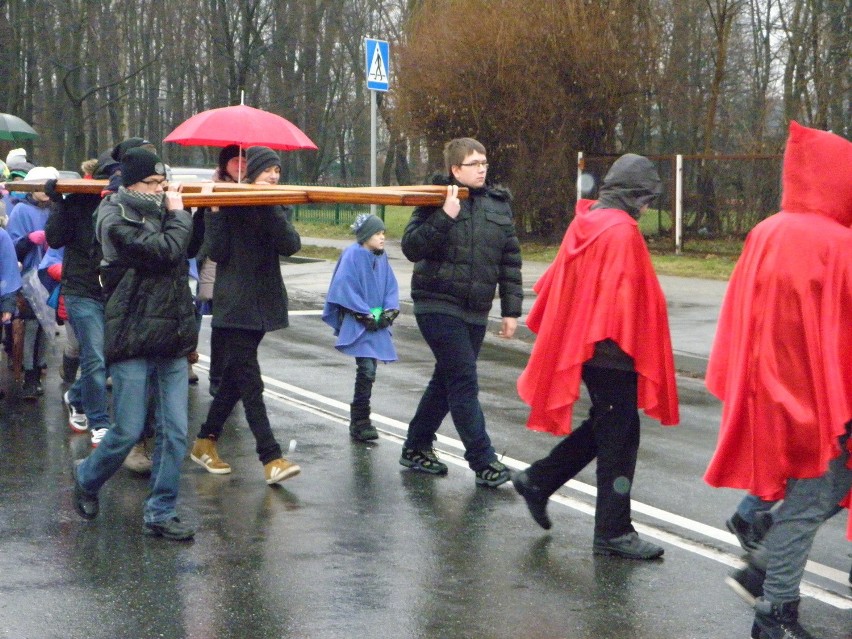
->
[[111, 137, 154, 162], [217, 145, 244, 177], [246, 146, 280, 183], [121, 148, 166, 187], [351, 213, 385, 244]]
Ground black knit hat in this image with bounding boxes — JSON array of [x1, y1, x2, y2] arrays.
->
[[111, 137, 154, 162], [121, 148, 166, 187], [217, 144, 244, 177], [245, 146, 280, 183], [351, 213, 385, 244]]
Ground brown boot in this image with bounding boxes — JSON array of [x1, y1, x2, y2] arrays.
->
[[190, 437, 232, 474]]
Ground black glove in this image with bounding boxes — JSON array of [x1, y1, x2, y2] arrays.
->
[[377, 309, 399, 329], [44, 179, 63, 203], [354, 313, 380, 331]]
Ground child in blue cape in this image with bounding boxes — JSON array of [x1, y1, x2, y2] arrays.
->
[[322, 214, 399, 441]]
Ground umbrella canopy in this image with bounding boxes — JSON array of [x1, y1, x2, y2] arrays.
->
[[0, 113, 38, 142], [163, 104, 317, 151]]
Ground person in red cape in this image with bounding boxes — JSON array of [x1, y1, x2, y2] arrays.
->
[[703, 121, 852, 639], [513, 153, 679, 560]]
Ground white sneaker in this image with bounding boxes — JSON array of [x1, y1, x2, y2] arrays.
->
[[90, 427, 109, 448], [63, 390, 89, 433]]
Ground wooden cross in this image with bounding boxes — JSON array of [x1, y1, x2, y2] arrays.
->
[[10, 179, 467, 207]]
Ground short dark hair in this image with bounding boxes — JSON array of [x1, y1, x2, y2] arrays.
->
[[444, 137, 486, 175]]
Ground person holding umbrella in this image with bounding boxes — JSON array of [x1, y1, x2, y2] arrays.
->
[[190, 146, 302, 485]]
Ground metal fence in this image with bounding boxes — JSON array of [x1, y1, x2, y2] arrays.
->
[[288, 183, 387, 226], [579, 153, 782, 253]]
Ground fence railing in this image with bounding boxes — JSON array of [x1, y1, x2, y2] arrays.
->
[[288, 182, 386, 225]]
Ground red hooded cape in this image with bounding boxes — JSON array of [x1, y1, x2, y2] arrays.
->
[[703, 122, 852, 537], [517, 200, 679, 435]]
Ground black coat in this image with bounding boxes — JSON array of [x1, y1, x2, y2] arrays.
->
[[402, 175, 523, 318], [206, 204, 301, 332], [96, 193, 196, 364], [44, 192, 104, 300]]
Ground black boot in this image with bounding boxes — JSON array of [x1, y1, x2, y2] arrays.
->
[[61, 355, 80, 384], [349, 403, 378, 441], [21, 369, 42, 400], [751, 599, 816, 639]]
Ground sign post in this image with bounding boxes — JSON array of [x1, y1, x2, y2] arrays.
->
[[365, 38, 389, 217]]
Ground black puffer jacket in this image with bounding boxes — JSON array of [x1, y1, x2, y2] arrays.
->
[[402, 174, 523, 319], [44, 192, 104, 300], [95, 191, 196, 364], [206, 204, 301, 332]]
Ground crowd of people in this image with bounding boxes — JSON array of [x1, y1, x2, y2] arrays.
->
[[0, 123, 848, 639]]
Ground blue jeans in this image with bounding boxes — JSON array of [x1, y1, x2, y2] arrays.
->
[[404, 313, 495, 471], [77, 356, 189, 523], [64, 295, 110, 429]]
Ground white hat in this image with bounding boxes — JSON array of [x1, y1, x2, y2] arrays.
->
[[6, 148, 26, 164], [24, 166, 60, 182]]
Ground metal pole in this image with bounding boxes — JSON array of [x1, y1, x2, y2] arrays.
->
[[370, 90, 377, 218], [576, 151, 584, 202], [675, 154, 683, 255]]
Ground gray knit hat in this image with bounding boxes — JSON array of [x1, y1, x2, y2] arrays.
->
[[246, 146, 280, 183], [351, 213, 385, 244]]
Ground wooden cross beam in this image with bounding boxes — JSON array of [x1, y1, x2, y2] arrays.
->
[[10, 179, 466, 207]]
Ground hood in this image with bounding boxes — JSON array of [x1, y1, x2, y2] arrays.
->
[[781, 121, 852, 226], [594, 153, 662, 219]]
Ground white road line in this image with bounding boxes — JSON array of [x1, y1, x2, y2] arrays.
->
[[194, 357, 852, 609]]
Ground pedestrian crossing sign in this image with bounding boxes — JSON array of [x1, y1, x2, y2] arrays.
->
[[365, 38, 390, 92]]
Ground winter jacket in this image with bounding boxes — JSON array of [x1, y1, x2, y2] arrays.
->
[[401, 174, 523, 322], [95, 189, 196, 364], [206, 204, 301, 332], [44, 192, 104, 300]]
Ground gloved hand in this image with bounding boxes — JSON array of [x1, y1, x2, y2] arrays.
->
[[44, 179, 63, 203], [377, 309, 399, 329], [354, 313, 380, 331], [28, 230, 47, 246]]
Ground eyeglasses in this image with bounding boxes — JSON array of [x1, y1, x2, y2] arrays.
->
[[459, 161, 489, 169], [140, 178, 167, 186]]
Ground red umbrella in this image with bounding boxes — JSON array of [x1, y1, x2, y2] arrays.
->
[[163, 104, 317, 151]]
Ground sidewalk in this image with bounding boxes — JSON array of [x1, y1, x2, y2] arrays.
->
[[290, 237, 727, 377]]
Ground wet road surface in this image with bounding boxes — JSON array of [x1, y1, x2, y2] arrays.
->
[[0, 253, 850, 639]]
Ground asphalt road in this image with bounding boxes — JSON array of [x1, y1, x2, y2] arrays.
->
[[0, 248, 849, 639]]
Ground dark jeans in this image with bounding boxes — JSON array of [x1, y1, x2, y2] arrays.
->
[[197, 327, 281, 464], [404, 313, 495, 471], [353, 357, 377, 407], [526, 365, 640, 541]]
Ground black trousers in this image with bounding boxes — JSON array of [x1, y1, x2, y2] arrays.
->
[[526, 365, 640, 541], [198, 327, 282, 464]]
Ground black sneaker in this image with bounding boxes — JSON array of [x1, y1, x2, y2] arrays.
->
[[593, 532, 664, 560], [726, 563, 765, 605], [512, 470, 552, 529], [400, 447, 448, 475], [72, 460, 99, 520], [727, 512, 766, 552], [143, 517, 195, 541], [475, 461, 511, 487], [751, 598, 816, 639]]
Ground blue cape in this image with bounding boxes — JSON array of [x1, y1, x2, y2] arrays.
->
[[0, 227, 22, 298], [322, 243, 399, 361], [7, 199, 49, 273]]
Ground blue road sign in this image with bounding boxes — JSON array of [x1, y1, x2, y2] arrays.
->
[[365, 38, 390, 92]]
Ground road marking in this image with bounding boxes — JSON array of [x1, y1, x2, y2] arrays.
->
[[195, 357, 852, 609], [287, 310, 324, 316]]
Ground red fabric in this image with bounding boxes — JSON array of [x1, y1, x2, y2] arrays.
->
[[45, 263, 67, 321], [517, 200, 679, 435], [704, 122, 852, 536]]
